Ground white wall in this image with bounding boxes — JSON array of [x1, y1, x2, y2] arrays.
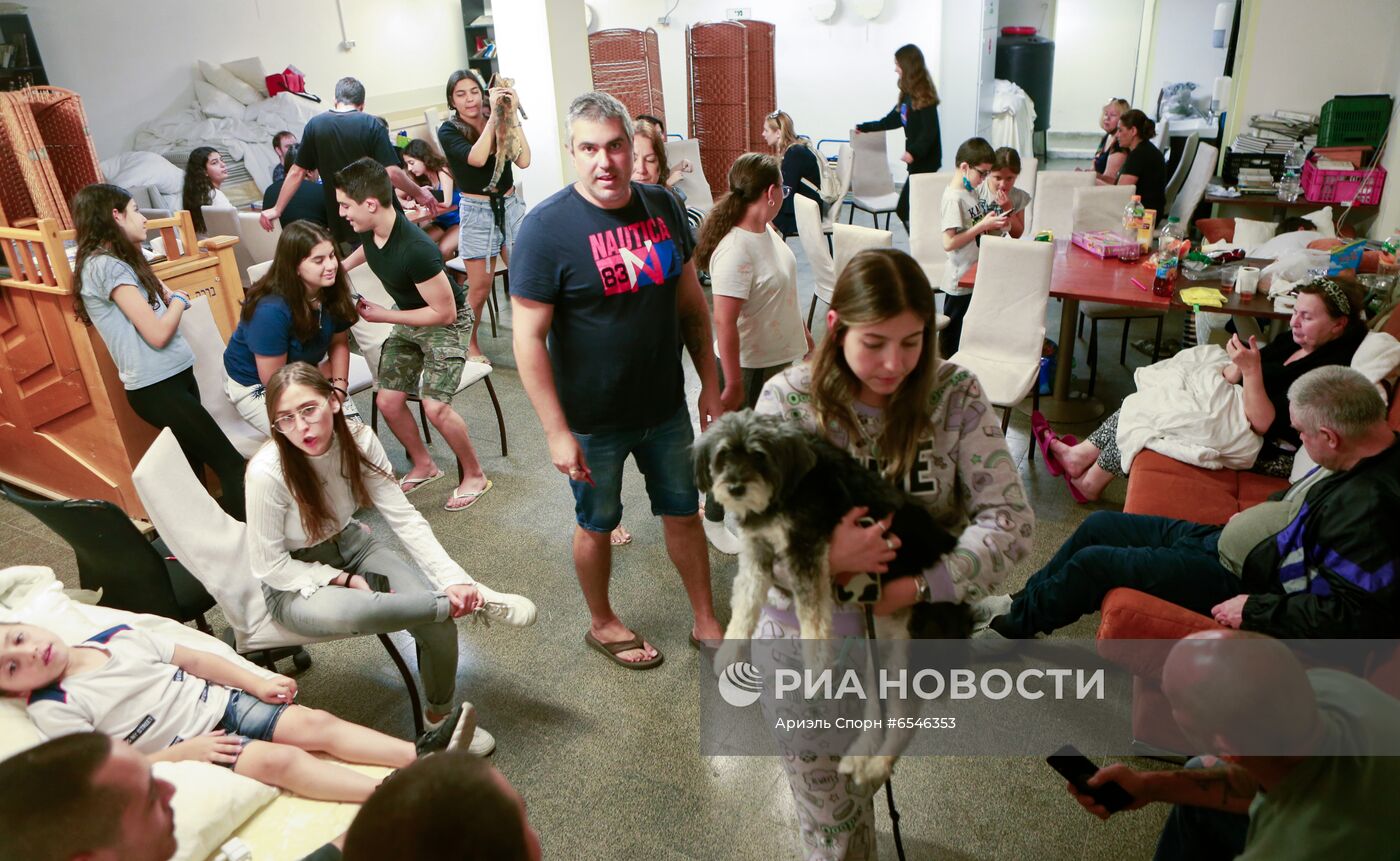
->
[[1370, 22, 1400, 240], [28, 0, 469, 158], [1049, 0, 1145, 133], [587, 0, 943, 177], [998, 0, 1055, 35], [1140, 0, 1228, 116]]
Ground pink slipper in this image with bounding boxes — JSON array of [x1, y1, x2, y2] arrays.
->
[[1060, 468, 1090, 504], [1030, 411, 1064, 476]]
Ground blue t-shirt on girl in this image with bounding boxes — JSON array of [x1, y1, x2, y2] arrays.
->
[[223, 296, 354, 387], [78, 254, 194, 390]]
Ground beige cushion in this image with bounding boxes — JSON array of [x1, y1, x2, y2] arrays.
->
[[1232, 217, 1279, 254], [1301, 206, 1337, 237], [200, 59, 263, 106]]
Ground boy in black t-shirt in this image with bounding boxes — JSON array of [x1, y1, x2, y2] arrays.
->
[[260, 77, 443, 247], [336, 158, 490, 512], [510, 92, 725, 669]]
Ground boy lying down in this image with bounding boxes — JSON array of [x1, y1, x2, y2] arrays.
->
[[1, 621, 469, 802]]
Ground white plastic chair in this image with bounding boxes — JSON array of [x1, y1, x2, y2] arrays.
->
[[1015, 156, 1039, 232], [664, 138, 714, 215], [1163, 133, 1200, 215], [1071, 185, 1138, 234], [177, 296, 268, 459], [201, 205, 254, 285], [847, 129, 899, 228], [244, 260, 375, 407], [423, 107, 448, 157], [131, 428, 429, 734], [947, 236, 1054, 430], [832, 222, 892, 277], [1166, 142, 1219, 227], [445, 255, 509, 338], [238, 211, 280, 266], [348, 265, 508, 461], [795, 195, 837, 328], [908, 172, 954, 289], [1031, 172, 1096, 241], [821, 144, 855, 233]]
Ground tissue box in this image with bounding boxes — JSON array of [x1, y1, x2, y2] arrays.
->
[[1072, 231, 1140, 259]]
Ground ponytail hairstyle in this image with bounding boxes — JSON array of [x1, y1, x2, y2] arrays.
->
[[263, 362, 392, 543], [765, 110, 799, 152], [694, 152, 782, 270], [445, 69, 490, 146], [242, 221, 358, 342], [895, 44, 940, 111], [70, 183, 164, 326], [182, 146, 219, 234], [402, 138, 449, 185], [809, 249, 940, 480], [1117, 109, 1157, 145]]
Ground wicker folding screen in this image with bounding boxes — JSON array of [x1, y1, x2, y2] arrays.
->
[[687, 20, 776, 198], [588, 28, 666, 121], [687, 21, 750, 199], [0, 87, 100, 229]]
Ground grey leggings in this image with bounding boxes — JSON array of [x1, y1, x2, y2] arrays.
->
[[262, 522, 458, 714]]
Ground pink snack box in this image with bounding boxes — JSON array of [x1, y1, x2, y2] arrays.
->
[[1072, 230, 1140, 259]]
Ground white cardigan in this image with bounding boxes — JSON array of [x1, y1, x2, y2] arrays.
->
[[245, 424, 472, 597]]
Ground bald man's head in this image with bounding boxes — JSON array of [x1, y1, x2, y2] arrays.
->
[[1162, 631, 1319, 757]]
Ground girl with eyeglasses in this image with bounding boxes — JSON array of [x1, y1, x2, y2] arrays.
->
[[69, 182, 247, 520], [222, 221, 359, 436], [692, 153, 813, 554], [854, 43, 943, 231], [245, 362, 538, 755]]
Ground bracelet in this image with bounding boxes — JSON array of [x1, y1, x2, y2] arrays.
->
[[331, 376, 348, 383], [173, 294, 191, 309]]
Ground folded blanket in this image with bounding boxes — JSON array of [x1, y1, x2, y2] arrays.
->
[[1117, 345, 1263, 472]]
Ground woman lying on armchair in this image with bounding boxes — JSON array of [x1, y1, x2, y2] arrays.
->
[[1044, 276, 1367, 502]]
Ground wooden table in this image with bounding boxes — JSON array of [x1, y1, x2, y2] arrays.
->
[[957, 241, 1287, 423], [1203, 193, 1379, 214]]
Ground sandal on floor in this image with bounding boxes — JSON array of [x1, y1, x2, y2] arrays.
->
[[610, 525, 633, 546], [1030, 411, 1064, 477], [1060, 470, 1091, 504], [444, 480, 493, 512], [466, 354, 492, 366], [400, 469, 445, 494], [689, 632, 718, 652], [585, 630, 664, 670]]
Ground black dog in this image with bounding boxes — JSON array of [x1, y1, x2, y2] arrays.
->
[[695, 410, 972, 645]]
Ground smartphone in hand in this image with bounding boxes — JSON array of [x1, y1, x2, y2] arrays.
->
[[1047, 744, 1135, 812]]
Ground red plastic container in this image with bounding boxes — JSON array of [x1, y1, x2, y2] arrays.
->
[[1301, 155, 1387, 205], [1001, 26, 1037, 36]]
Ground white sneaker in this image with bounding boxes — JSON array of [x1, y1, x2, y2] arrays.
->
[[703, 518, 743, 556], [970, 594, 1013, 634], [472, 583, 537, 627], [416, 702, 477, 756], [468, 724, 496, 756]]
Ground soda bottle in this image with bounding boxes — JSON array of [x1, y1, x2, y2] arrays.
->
[[1123, 194, 1145, 233], [1152, 261, 1173, 297]]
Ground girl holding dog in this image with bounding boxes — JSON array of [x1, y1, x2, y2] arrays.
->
[[753, 248, 1034, 860]]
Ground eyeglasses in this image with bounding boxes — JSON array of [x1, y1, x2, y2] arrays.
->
[[781, 185, 792, 199], [273, 399, 330, 434]]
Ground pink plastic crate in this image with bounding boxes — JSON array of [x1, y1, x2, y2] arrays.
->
[[1301, 156, 1386, 205]]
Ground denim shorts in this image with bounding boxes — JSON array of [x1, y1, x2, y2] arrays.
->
[[570, 404, 699, 532], [457, 193, 525, 261], [217, 688, 288, 759]]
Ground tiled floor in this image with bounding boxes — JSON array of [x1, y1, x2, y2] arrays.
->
[[1, 205, 1190, 860]]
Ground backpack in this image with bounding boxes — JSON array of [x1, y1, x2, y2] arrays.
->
[[797, 136, 841, 210]]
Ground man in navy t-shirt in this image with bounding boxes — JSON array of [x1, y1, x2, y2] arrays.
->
[[510, 92, 725, 669]]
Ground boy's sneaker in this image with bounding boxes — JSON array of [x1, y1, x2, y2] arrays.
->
[[467, 725, 497, 757], [970, 594, 1013, 634], [703, 518, 742, 556], [472, 583, 537, 628], [415, 702, 476, 757]]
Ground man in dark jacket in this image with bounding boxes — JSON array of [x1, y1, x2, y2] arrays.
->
[[980, 365, 1398, 639]]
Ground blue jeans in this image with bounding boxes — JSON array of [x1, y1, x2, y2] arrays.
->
[[997, 512, 1240, 637], [570, 404, 699, 532]]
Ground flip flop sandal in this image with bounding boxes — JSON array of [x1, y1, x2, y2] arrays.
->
[[400, 469, 445, 494], [444, 479, 493, 512], [610, 526, 633, 546], [585, 631, 664, 670], [689, 632, 718, 652], [466, 355, 493, 366]]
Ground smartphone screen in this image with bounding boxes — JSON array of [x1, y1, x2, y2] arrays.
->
[[1047, 745, 1135, 812]]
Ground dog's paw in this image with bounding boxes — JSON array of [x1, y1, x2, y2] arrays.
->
[[838, 755, 895, 788]]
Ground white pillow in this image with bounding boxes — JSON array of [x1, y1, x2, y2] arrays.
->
[[155, 760, 279, 861], [1250, 230, 1323, 260], [1232, 217, 1278, 254], [199, 60, 262, 107], [194, 79, 245, 119], [0, 699, 42, 761], [221, 57, 269, 99], [99, 151, 187, 196], [1301, 206, 1337, 237]]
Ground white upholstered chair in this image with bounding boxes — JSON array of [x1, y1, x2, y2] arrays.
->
[[1031, 172, 1095, 241], [947, 236, 1054, 430], [795, 194, 837, 328], [847, 129, 899, 229], [664, 138, 714, 215], [1071, 184, 1138, 234], [908, 172, 954, 288]]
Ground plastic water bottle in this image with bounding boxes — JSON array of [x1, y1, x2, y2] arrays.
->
[[1123, 194, 1145, 232], [1279, 144, 1305, 202], [1158, 217, 1185, 268]]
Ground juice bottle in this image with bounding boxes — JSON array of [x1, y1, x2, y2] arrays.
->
[[1152, 262, 1172, 298]]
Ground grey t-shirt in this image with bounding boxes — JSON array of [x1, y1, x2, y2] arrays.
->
[[1216, 467, 1329, 575], [78, 254, 193, 390]]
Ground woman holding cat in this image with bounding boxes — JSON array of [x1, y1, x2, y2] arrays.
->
[[753, 248, 1033, 860], [437, 68, 532, 363]]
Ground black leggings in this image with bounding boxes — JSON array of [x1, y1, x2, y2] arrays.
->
[[125, 367, 247, 521]]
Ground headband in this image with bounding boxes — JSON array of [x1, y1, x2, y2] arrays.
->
[[1317, 278, 1351, 316]]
